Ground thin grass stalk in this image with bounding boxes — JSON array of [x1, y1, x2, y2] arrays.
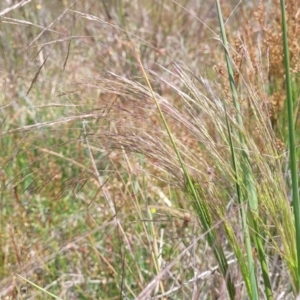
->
[[17, 274, 63, 300], [225, 104, 254, 297], [215, 1, 258, 298], [148, 208, 166, 295], [216, 1, 273, 299], [280, 0, 300, 290], [135, 49, 235, 299]]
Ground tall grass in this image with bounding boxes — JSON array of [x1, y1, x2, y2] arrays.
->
[[280, 0, 300, 289], [1, 0, 300, 299]]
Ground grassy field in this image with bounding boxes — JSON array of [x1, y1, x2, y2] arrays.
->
[[0, 0, 300, 299]]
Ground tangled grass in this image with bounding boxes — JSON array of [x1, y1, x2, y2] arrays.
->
[[0, 0, 300, 299]]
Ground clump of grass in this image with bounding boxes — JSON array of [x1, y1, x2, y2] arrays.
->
[[81, 4, 299, 297], [1, 1, 300, 299]]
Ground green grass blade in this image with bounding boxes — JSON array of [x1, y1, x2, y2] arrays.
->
[[17, 274, 64, 300], [216, 1, 273, 299], [215, 2, 258, 298], [280, 0, 300, 290]]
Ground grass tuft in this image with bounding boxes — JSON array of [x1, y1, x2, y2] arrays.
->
[[1, 1, 300, 299]]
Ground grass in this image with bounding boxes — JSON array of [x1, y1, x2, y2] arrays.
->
[[0, 0, 300, 299]]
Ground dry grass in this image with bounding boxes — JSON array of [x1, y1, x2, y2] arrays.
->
[[0, 0, 299, 299]]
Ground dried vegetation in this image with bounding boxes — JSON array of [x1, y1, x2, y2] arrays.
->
[[0, 0, 300, 299]]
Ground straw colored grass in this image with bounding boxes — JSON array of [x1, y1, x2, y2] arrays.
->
[[0, 0, 299, 299]]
